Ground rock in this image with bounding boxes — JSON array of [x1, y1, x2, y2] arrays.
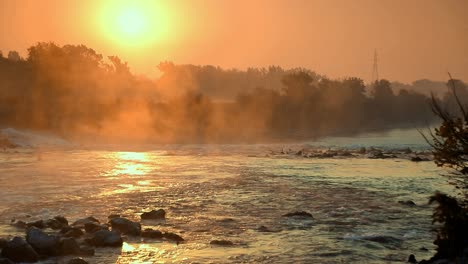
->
[[26, 227, 60, 256], [11, 220, 26, 229], [109, 217, 141, 236], [59, 237, 81, 255], [163, 232, 184, 242], [72, 216, 100, 228], [1, 236, 39, 263], [408, 254, 417, 263], [107, 214, 120, 220], [419, 247, 428, 251], [368, 151, 387, 159], [67, 257, 89, 264], [210, 240, 233, 246], [54, 215, 69, 226], [141, 229, 163, 239], [78, 245, 95, 256], [403, 147, 413, 154], [92, 230, 123, 247], [27, 219, 45, 229], [398, 200, 416, 206], [0, 258, 14, 264], [141, 209, 166, 220], [61, 227, 84, 238], [363, 235, 403, 245], [45, 218, 64, 230], [411, 156, 429, 162], [0, 238, 8, 248], [257, 226, 272, 232], [340, 151, 353, 157], [84, 222, 107, 233], [282, 211, 313, 218], [358, 147, 367, 154]]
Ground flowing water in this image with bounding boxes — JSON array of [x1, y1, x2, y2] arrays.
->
[[0, 129, 457, 263]]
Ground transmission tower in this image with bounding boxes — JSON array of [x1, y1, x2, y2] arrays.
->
[[371, 49, 379, 84]]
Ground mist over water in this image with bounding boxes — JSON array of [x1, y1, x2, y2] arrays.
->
[[1, 43, 466, 144], [0, 129, 457, 263]]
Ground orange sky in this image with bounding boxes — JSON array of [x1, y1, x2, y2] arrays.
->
[[0, 0, 466, 82]]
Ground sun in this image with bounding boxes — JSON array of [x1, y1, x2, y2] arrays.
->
[[97, 0, 170, 48], [117, 8, 147, 37]]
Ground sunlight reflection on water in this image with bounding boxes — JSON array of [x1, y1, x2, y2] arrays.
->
[[0, 132, 458, 263]]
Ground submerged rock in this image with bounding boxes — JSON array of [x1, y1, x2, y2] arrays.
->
[[141, 209, 166, 220], [26, 227, 60, 256], [210, 240, 234, 246], [398, 200, 416, 206], [282, 211, 313, 218], [257, 226, 272, 232], [1, 236, 39, 263], [141, 229, 163, 239], [109, 217, 141, 236], [363, 235, 403, 245], [92, 230, 123, 247]]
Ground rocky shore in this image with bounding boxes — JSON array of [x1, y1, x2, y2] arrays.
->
[[0, 209, 184, 264]]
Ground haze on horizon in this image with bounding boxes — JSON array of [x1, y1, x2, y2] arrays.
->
[[0, 0, 466, 83]]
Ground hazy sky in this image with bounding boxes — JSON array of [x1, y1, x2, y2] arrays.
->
[[0, 0, 466, 82]]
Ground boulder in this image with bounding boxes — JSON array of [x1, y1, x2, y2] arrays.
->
[[141, 209, 166, 220], [72, 216, 100, 228], [0, 236, 39, 263], [282, 211, 313, 218], [109, 217, 141, 236], [141, 229, 163, 239], [26, 227, 60, 256], [210, 240, 233, 246], [59, 237, 80, 255], [67, 257, 89, 264], [92, 230, 123, 247], [408, 254, 417, 263]]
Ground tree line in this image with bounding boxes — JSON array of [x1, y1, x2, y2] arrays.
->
[[0, 42, 466, 143]]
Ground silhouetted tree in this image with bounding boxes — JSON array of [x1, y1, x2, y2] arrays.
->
[[422, 76, 468, 263]]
